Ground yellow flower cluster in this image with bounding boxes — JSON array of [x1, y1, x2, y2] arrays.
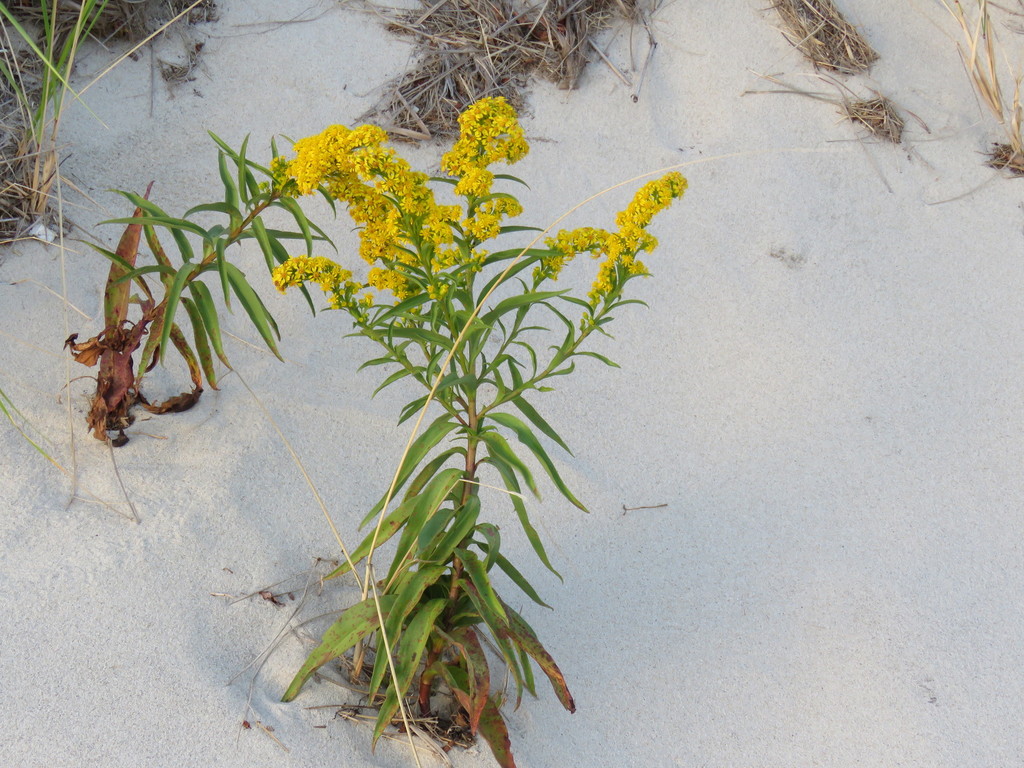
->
[[368, 266, 414, 300], [272, 256, 374, 311], [463, 196, 523, 241], [539, 172, 687, 305], [441, 97, 529, 200], [272, 256, 352, 293], [275, 124, 458, 278]]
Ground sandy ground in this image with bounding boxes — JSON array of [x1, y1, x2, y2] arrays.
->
[[2, 1, 1024, 766]]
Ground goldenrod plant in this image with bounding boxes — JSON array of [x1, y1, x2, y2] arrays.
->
[[66, 135, 329, 444], [271, 97, 686, 766]]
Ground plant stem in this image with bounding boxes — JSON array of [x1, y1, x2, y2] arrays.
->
[[418, 645, 441, 715], [416, 363, 479, 715]]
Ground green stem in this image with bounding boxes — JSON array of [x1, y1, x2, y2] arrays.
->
[[478, 310, 603, 418], [197, 193, 279, 269]]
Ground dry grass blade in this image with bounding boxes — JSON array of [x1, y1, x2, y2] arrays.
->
[[363, 0, 646, 140], [772, 0, 878, 74], [943, 0, 1024, 174], [0, 1, 216, 242], [746, 72, 905, 144]]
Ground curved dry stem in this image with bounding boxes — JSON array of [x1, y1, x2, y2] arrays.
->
[[231, 368, 362, 588]]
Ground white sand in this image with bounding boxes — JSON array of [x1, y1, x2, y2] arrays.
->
[[3, 1, 1024, 765]]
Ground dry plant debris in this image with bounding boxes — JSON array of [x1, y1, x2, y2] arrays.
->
[[843, 95, 904, 143], [363, 0, 647, 140], [772, 0, 878, 74], [942, 0, 1024, 175], [0, 1, 217, 243], [746, 74, 906, 144], [160, 40, 205, 83], [987, 140, 1024, 174]]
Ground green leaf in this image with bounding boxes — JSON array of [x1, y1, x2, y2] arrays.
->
[[225, 263, 282, 360], [387, 326, 454, 351], [501, 602, 576, 713], [387, 466, 465, 583], [511, 396, 572, 455], [457, 548, 507, 624], [493, 172, 530, 187], [108, 263, 175, 283], [489, 411, 587, 512], [368, 565, 447, 701], [85, 243, 137, 277], [188, 281, 230, 367], [371, 598, 446, 746], [180, 296, 218, 388], [251, 215, 280, 272], [235, 135, 251, 201], [401, 448, 463, 502], [519, 645, 536, 702], [183, 200, 243, 225], [207, 131, 238, 158], [493, 552, 550, 608], [480, 429, 538, 498], [214, 238, 230, 307], [476, 255, 540, 303], [281, 596, 395, 702], [277, 195, 313, 255], [397, 395, 429, 426], [158, 263, 201, 364], [372, 366, 415, 397], [481, 290, 566, 327], [325, 496, 421, 581], [487, 453, 561, 579], [497, 225, 544, 234], [376, 292, 432, 324], [242, 166, 261, 204], [423, 495, 480, 564], [576, 350, 620, 368], [360, 415, 459, 526], [475, 523, 501, 572]]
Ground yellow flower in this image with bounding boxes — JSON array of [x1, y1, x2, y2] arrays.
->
[[538, 172, 687, 305], [463, 196, 523, 242], [272, 256, 352, 294], [368, 267, 414, 300], [615, 173, 687, 231], [441, 97, 529, 198], [277, 123, 458, 269], [536, 227, 612, 282]]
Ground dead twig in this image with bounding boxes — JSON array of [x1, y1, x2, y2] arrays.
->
[[621, 502, 667, 514]]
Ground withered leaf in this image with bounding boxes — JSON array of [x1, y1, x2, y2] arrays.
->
[[64, 334, 106, 367], [139, 387, 203, 414]]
